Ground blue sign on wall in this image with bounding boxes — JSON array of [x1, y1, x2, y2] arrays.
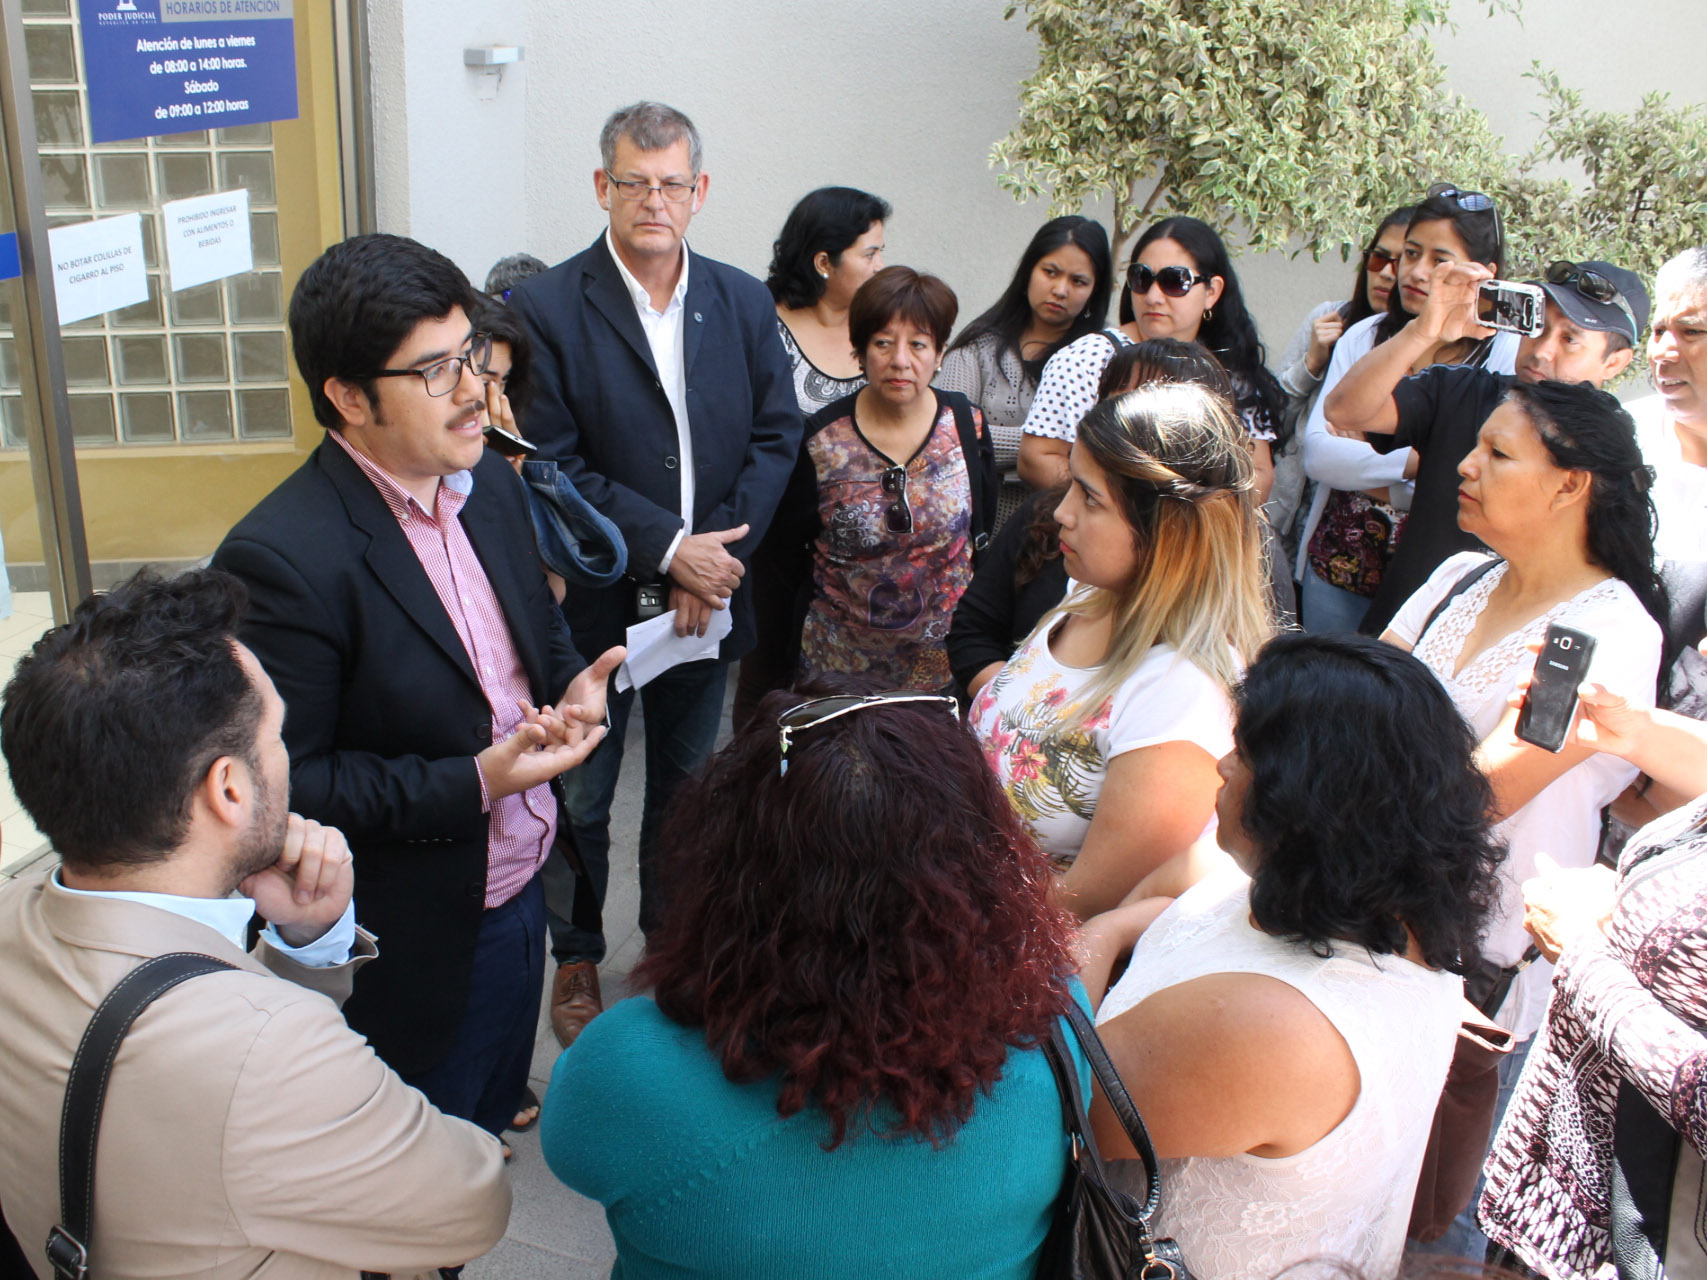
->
[[77, 0, 297, 145], [0, 234, 18, 283]]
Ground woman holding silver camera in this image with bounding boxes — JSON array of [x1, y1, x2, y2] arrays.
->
[[1299, 184, 1521, 633]]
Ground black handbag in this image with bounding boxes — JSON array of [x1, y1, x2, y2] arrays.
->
[[1037, 1000, 1193, 1280]]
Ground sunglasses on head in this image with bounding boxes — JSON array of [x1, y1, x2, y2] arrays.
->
[[776, 692, 960, 776], [1425, 182, 1503, 247], [1545, 260, 1640, 340], [880, 464, 913, 534], [1126, 263, 1206, 298]]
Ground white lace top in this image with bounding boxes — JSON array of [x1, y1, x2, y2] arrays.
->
[[1387, 551, 1661, 1037], [1099, 869, 1462, 1280]]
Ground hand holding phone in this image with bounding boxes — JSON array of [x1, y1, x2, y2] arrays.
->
[[1515, 624, 1597, 753]]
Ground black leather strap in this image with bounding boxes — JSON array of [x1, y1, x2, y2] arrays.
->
[[945, 392, 993, 557], [1043, 1000, 1165, 1220], [49, 952, 236, 1280], [1417, 557, 1501, 646]]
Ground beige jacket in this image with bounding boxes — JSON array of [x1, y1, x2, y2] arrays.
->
[[0, 872, 510, 1279]]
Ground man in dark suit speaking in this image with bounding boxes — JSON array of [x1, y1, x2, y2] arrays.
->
[[511, 101, 801, 1045], [213, 233, 622, 1143]]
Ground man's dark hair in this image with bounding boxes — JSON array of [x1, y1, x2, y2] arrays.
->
[[1235, 632, 1505, 974], [483, 252, 547, 299], [289, 233, 481, 429], [1, 569, 264, 872]]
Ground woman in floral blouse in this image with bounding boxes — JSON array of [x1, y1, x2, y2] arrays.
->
[[766, 267, 995, 693]]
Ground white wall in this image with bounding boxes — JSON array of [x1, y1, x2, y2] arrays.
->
[[371, 0, 1706, 358], [367, 0, 530, 284]]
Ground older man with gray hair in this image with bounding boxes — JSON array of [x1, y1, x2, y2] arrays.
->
[[509, 102, 801, 1046]]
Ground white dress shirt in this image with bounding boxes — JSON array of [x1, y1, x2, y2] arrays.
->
[[57, 871, 357, 967], [605, 228, 695, 573]]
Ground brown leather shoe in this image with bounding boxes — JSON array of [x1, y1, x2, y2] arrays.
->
[[551, 960, 603, 1048]]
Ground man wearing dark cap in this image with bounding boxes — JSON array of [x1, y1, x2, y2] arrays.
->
[[1322, 256, 1648, 634]]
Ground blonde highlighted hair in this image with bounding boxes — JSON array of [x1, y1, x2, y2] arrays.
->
[[1039, 381, 1272, 736]]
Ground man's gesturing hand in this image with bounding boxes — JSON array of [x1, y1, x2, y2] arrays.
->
[[478, 711, 608, 801], [240, 814, 355, 948], [667, 525, 749, 606], [553, 645, 626, 733]]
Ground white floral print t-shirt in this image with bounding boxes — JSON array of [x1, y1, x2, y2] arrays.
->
[[968, 614, 1235, 862]]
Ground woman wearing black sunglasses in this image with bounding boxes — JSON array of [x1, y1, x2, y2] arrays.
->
[[1298, 184, 1519, 634], [1018, 216, 1285, 508]]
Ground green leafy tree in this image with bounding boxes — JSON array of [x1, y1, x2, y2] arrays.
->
[[1494, 68, 1707, 279], [991, 0, 1510, 265]]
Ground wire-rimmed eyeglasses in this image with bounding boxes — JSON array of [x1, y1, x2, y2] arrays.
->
[[606, 177, 697, 204]]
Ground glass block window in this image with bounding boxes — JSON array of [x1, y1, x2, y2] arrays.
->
[[2, 7, 290, 449]]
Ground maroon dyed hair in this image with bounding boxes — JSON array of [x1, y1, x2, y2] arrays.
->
[[636, 681, 1076, 1149]]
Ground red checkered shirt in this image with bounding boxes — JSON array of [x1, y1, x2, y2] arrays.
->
[[330, 430, 556, 908]]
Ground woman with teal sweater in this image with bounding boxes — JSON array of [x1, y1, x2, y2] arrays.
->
[[540, 684, 1088, 1279]]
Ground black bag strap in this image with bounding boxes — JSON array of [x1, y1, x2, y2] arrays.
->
[[47, 952, 237, 1280], [945, 392, 992, 556], [1042, 1000, 1164, 1221], [1417, 556, 1501, 646]]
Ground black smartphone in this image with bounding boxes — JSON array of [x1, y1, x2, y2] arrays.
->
[[483, 424, 537, 457], [1515, 624, 1597, 753]]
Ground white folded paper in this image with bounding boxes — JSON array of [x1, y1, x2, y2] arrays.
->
[[614, 606, 733, 693]]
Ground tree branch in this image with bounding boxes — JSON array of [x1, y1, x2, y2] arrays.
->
[[1139, 175, 1169, 221]]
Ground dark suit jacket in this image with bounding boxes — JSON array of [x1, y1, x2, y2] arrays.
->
[[211, 438, 585, 1075], [509, 235, 802, 660]]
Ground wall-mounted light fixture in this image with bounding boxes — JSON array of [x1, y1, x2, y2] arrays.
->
[[464, 46, 524, 100]]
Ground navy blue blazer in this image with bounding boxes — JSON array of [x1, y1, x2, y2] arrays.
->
[[510, 235, 803, 660], [212, 438, 586, 1075]]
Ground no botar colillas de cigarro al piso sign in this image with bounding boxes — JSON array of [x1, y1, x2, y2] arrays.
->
[[77, 0, 297, 145]]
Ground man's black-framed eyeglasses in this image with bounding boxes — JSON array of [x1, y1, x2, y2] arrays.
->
[[880, 464, 913, 533], [365, 332, 493, 397], [1545, 260, 1640, 341], [606, 177, 697, 204], [1126, 263, 1205, 298]]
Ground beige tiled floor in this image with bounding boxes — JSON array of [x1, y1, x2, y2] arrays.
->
[[0, 591, 56, 876]]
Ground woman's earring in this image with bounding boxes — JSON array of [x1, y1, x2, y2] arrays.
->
[[1203, 306, 1215, 323], [818, 269, 829, 279]]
